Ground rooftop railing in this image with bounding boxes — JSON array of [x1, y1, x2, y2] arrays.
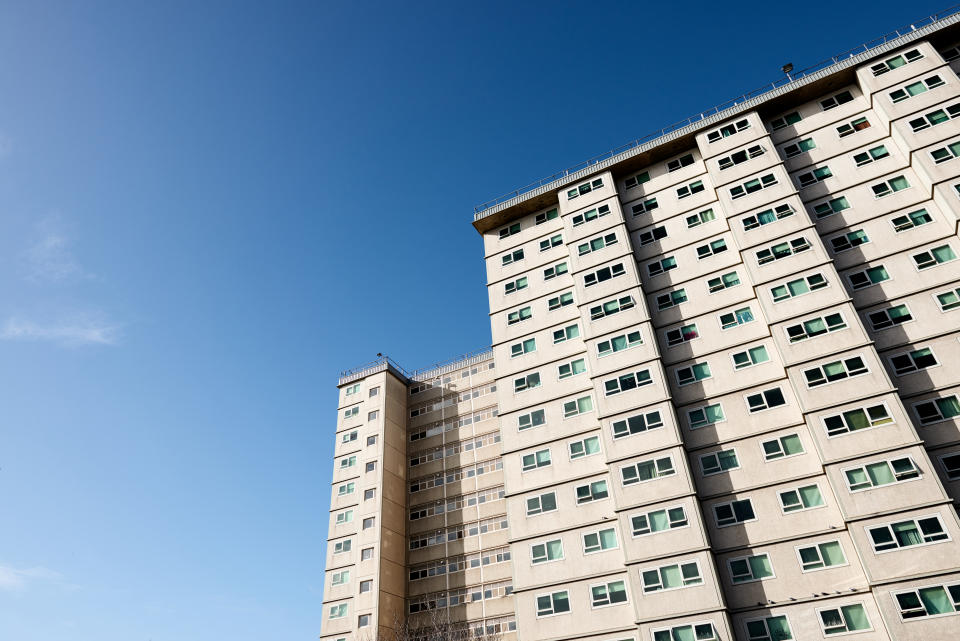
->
[[337, 347, 494, 385], [473, 4, 960, 218]]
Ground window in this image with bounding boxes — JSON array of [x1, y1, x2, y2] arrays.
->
[[337, 482, 355, 496], [543, 261, 568, 280], [597, 330, 642, 357], [557, 358, 586, 380], [676, 180, 705, 199], [510, 337, 536, 357], [333, 539, 352, 554], [575, 479, 608, 504], [514, 372, 541, 393], [770, 111, 802, 130], [526, 491, 557, 516], [890, 347, 938, 376], [747, 387, 786, 412], [539, 233, 562, 251], [686, 208, 716, 227], [936, 287, 960, 311], [688, 403, 725, 429], [632, 506, 688, 536], [535, 208, 558, 225], [572, 204, 611, 226], [504, 276, 528, 294], [343, 406, 359, 419], [707, 271, 740, 293], [631, 197, 659, 216], [641, 561, 702, 592], [813, 195, 851, 219], [563, 395, 593, 418], [820, 90, 854, 110], [498, 223, 521, 239], [780, 484, 824, 512], [666, 323, 699, 346], [365, 461, 376, 472], [889, 75, 945, 102], [797, 166, 832, 187], [518, 409, 545, 431], [914, 395, 960, 425], [913, 244, 957, 270], [339, 455, 357, 469], [582, 527, 618, 553], [567, 178, 603, 200], [798, 540, 846, 570], [786, 313, 846, 343], [500, 249, 524, 268], [621, 456, 675, 485], [548, 291, 574, 310], [707, 118, 750, 142], [719, 306, 754, 330], [729, 554, 774, 583], [569, 436, 601, 460], [700, 449, 739, 475], [647, 255, 677, 276], [909, 102, 960, 131], [578, 232, 618, 255], [830, 229, 869, 253], [363, 517, 375, 530], [521, 448, 551, 471], [871, 48, 923, 75], [507, 306, 532, 325], [536, 591, 570, 617], [892, 208, 933, 232], [730, 173, 777, 198], [637, 225, 668, 246], [676, 362, 711, 386], [624, 172, 650, 189], [743, 203, 794, 231], [762, 434, 803, 460], [845, 457, 920, 491], [331, 569, 350, 585], [584, 263, 626, 287], [942, 43, 960, 60], [869, 515, 948, 551], [849, 265, 890, 290], [756, 237, 810, 264], [804, 356, 868, 387], [341, 430, 358, 444], [359, 580, 372, 593], [653, 624, 719, 641], [344, 383, 360, 396], [604, 369, 652, 395], [836, 118, 871, 142], [364, 488, 375, 500], [696, 238, 727, 259], [783, 137, 815, 158], [746, 616, 792, 641], [871, 175, 910, 198], [657, 289, 688, 310], [553, 323, 580, 343], [718, 145, 765, 169], [590, 295, 636, 320], [531, 539, 563, 564], [361, 547, 373, 561], [819, 604, 871, 635], [824, 403, 894, 437], [328, 603, 348, 619], [714, 498, 755, 526], [853, 144, 889, 166], [667, 153, 695, 172], [894, 581, 960, 619], [611, 410, 664, 439], [591, 580, 627, 607]]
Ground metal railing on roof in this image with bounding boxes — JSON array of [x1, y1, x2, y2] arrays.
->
[[337, 348, 494, 385], [472, 4, 960, 218], [338, 355, 412, 386]]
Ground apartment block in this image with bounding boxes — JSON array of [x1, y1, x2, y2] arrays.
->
[[322, 13, 960, 641]]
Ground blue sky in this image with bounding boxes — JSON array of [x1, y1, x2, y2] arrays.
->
[[0, 1, 947, 639]]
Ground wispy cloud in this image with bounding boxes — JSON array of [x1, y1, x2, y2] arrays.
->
[[0, 564, 64, 591], [20, 216, 93, 283], [0, 132, 12, 159], [0, 314, 121, 347]]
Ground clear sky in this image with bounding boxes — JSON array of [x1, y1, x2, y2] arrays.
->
[[0, 1, 949, 639]]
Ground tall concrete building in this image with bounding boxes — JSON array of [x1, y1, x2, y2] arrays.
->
[[322, 12, 960, 641]]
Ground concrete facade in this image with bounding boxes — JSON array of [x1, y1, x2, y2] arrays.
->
[[321, 19, 960, 641]]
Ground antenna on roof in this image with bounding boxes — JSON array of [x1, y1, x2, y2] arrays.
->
[[782, 63, 794, 81]]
